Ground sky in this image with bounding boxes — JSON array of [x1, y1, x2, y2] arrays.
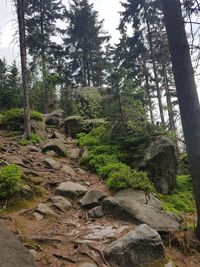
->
[[0, 0, 122, 64]]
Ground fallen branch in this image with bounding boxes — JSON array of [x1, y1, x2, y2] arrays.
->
[[53, 253, 76, 263], [80, 250, 100, 267]]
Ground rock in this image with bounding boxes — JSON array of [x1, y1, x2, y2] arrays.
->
[[42, 139, 67, 156], [45, 109, 65, 126], [36, 203, 57, 216], [0, 222, 36, 267], [51, 196, 72, 211], [115, 189, 163, 210], [78, 263, 97, 267], [45, 151, 57, 157], [68, 148, 81, 159], [33, 212, 43, 221], [0, 160, 8, 167], [79, 189, 108, 209], [139, 136, 177, 194], [84, 181, 91, 186], [31, 120, 47, 139], [87, 206, 105, 218], [51, 131, 65, 141], [64, 116, 83, 137], [76, 168, 86, 175], [27, 146, 40, 152], [43, 158, 61, 170], [29, 249, 37, 258], [61, 164, 76, 177], [101, 196, 180, 233], [104, 224, 165, 267], [55, 182, 87, 199]]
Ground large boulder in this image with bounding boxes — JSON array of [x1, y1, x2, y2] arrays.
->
[[31, 119, 47, 139], [101, 195, 180, 233], [55, 182, 87, 199], [0, 222, 36, 267], [139, 136, 177, 194], [104, 224, 165, 267], [42, 139, 67, 156], [45, 109, 65, 126]]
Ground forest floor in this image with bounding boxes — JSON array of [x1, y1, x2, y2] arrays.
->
[[0, 128, 200, 267]]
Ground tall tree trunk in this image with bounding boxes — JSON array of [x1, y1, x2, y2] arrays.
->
[[143, 0, 165, 125], [162, 0, 200, 238], [16, 0, 31, 139]]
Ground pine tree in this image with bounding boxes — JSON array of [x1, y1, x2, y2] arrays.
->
[[63, 0, 110, 87]]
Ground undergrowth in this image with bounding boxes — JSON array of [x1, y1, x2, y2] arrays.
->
[[157, 175, 195, 214]]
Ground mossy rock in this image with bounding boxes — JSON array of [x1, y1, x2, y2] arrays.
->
[[42, 139, 68, 156]]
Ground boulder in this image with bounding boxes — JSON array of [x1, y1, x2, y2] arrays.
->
[[43, 158, 61, 170], [42, 139, 67, 156], [31, 120, 47, 139], [0, 222, 36, 267], [36, 203, 57, 216], [51, 196, 72, 211], [68, 148, 81, 159], [87, 206, 105, 218], [79, 189, 108, 209], [139, 136, 177, 194], [61, 164, 76, 177], [115, 189, 163, 210], [27, 146, 40, 153], [104, 224, 165, 267], [55, 182, 87, 199], [101, 196, 180, 233], [45, 109, 65, 126], [64, 116, 83, 138]]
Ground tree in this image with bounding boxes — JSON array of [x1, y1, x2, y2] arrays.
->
[[16, 0, 31, 139], [25, 0, 65, 113], [161, 0, 200, 238], [63, 0, 110, 87]]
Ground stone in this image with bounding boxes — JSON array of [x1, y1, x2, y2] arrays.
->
[[104, 224, 165, 267], [61, 164, 76, 177], [33, 212, 43, 221], [115, 189, 163, 210], [51, 196, 72, 211], [0, 222, 36, 267], [42, 139, 67, 156], [79, 189, 108, 209], [139, 136, 177, 194], [68, 148, 81, 159], [101, 196, 180, 233], [55, 182, 87, 199], [45, 109, 65, 126], [76, 168, 86, 175], [27, 146, 40, 153], [87, 206, 105, 218], [31, 120, 47, 139], [29, 249, 37, 258], [43, 158, 61, 170], [64, 116, 83, 137], [36, 203, 57, 216]]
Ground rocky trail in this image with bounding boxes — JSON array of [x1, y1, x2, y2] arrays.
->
[[0, 128, 200, 267]]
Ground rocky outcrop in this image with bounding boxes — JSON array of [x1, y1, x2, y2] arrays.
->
[[102, 195, 180, 233], [55, 182, 87, 199], [0, 222, 36, 267], [42, 139, 67, 156], [104, 224, 165, 267], [139, 136, 177, 194], [45, 109, 65, 126], [79, 189, 108, 209], [31, 119, 47, 139]]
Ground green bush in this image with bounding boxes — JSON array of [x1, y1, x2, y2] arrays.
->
[[1, 108, 43, 125], [157, 175, 195, 214], [30, 133, 41, 144], [106, 168, 155, 193], [0, 164, 22, 198], [88, 153, 119, 172], [98, 162, 130, 179]]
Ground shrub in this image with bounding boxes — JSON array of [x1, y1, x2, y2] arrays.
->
[[0, 164, 22, 198], [157, 175, 195, 214], [98, 162, 130, 179], [106, 168, 155, 193], [88, 153, 119, 172], [30, 133, 41, 144]]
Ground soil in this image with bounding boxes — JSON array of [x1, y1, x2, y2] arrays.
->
[[0, 128, 200, 267]]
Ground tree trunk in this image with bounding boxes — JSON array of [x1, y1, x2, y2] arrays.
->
[[16, 0, 31, 139], [143, 0, 165, 125], [162, 0, 200, 238]]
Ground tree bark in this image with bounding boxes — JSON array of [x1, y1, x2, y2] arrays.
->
[[16, 0, 31, 139], [161, 0, 200, 238]]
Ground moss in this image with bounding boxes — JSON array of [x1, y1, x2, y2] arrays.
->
[[157, 175, 195, 214]]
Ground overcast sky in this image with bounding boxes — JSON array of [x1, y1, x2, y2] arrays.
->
[[0, 0, 122, 64]]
